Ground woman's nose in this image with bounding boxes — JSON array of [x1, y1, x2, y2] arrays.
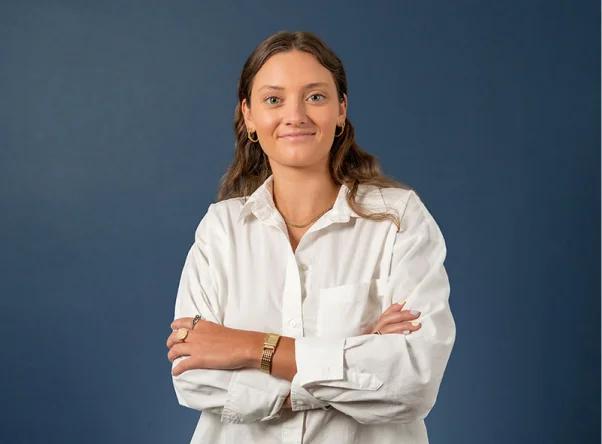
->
[[283, 98, 308, 125]]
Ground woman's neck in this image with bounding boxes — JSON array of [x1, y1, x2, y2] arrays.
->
[[271, 168, 340, 225]]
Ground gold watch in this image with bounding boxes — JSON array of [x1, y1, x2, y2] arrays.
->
[[260, 333, 281, 374]]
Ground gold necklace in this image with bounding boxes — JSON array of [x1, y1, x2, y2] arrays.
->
[[282, 205, 333, 228]]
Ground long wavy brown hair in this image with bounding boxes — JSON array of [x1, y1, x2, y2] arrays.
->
[[217, 30, 410, 231]]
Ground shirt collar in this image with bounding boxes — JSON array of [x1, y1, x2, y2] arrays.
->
[[237, 174, 388, 225]]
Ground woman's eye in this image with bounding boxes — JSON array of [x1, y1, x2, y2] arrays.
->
[[264, 94, 325, 105], [308, 93, 325, 102], [264, 96, 281, 105]]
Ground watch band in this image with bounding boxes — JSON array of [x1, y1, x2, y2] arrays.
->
[[260, 333, 281, 374]]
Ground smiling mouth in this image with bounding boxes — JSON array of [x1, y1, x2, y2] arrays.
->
[[279, 132, 316, 140]]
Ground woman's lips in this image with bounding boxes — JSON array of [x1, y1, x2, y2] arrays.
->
[[279, 132, 316, 141]]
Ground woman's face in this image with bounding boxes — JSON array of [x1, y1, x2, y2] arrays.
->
[[241, 50, 347, 171]]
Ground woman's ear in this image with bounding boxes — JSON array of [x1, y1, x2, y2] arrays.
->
[[241, 98, 255, 130], [338, 93, 348, 124]]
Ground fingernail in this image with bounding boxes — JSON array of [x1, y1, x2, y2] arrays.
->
[[410, 310, 420, 316], [411, 321, 421, 327], [402, 330, 411, 335]]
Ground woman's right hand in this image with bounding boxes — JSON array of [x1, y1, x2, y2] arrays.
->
[[370, 301, 422, 335]]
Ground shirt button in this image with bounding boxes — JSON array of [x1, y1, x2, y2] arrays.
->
[[299, 263, 309, 271], [289, 319, 298, 328]]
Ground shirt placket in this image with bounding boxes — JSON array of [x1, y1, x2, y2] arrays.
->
[[257, 198, 331, 444], [281, 249, 307, 444]]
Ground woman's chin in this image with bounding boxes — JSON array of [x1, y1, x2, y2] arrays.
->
[[273, 153, 326, 169]]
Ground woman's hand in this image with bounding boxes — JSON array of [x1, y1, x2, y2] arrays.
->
[[369, 301, 422, 335], [166, 317, 263, 376]]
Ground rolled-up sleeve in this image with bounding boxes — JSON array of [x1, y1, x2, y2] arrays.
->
[[171, 204, 291, 424], [289, 190, 456, 424]]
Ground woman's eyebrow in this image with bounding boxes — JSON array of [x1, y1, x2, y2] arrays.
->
[[258, 82, 330, 91]]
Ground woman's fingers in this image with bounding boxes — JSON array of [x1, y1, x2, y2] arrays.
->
[[380, 321, 422, 335], [382, 300, 407, 315], [167, 342, 192, 362], [372, 309, 422, 334], [376, 309, 421, 328], [171, 317, 194, 330], [166, 319, 216, 349], [166, 330, 182, 349], [166, 327, 198, 349]]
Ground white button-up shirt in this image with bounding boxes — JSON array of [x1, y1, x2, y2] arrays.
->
[[171, 174, 456, 444]]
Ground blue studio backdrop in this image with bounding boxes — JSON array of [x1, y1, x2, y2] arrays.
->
[[1, 1, 599, 443]]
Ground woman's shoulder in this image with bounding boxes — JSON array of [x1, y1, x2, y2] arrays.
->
[[210, 196, 246, 217], [210, 196, 246, 214], [190, 197, 245, 241], [358, 183, 443, 236], [356, 183, 416, 215]]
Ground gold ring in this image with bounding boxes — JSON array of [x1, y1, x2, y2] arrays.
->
[[176, 328, 189, 342]]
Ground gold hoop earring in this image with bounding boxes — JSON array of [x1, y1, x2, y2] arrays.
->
[[335, 123, 345, 137], [247, 130, 259, 143]]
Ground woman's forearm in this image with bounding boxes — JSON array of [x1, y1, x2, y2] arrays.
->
[[241, 331, 296, 409], [244, 331, 297, 382]]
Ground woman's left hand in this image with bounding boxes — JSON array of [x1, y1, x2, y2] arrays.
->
[[166, 318, 260, 376]]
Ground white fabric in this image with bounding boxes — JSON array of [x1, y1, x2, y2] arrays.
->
[[171, 173, 456, 444]]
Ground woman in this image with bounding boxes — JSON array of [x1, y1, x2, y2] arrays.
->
[[166, 30, 456, 444]]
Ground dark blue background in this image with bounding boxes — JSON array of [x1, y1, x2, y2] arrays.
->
[[1, 1, 599, 443]]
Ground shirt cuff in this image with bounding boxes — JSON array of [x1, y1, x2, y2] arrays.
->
[[289, 336, 345, 410], [220, 369, 291, 424], [290, 382, 331, 411]]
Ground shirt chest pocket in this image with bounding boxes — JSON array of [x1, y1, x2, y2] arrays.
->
[[316, 277, 388, 339]]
